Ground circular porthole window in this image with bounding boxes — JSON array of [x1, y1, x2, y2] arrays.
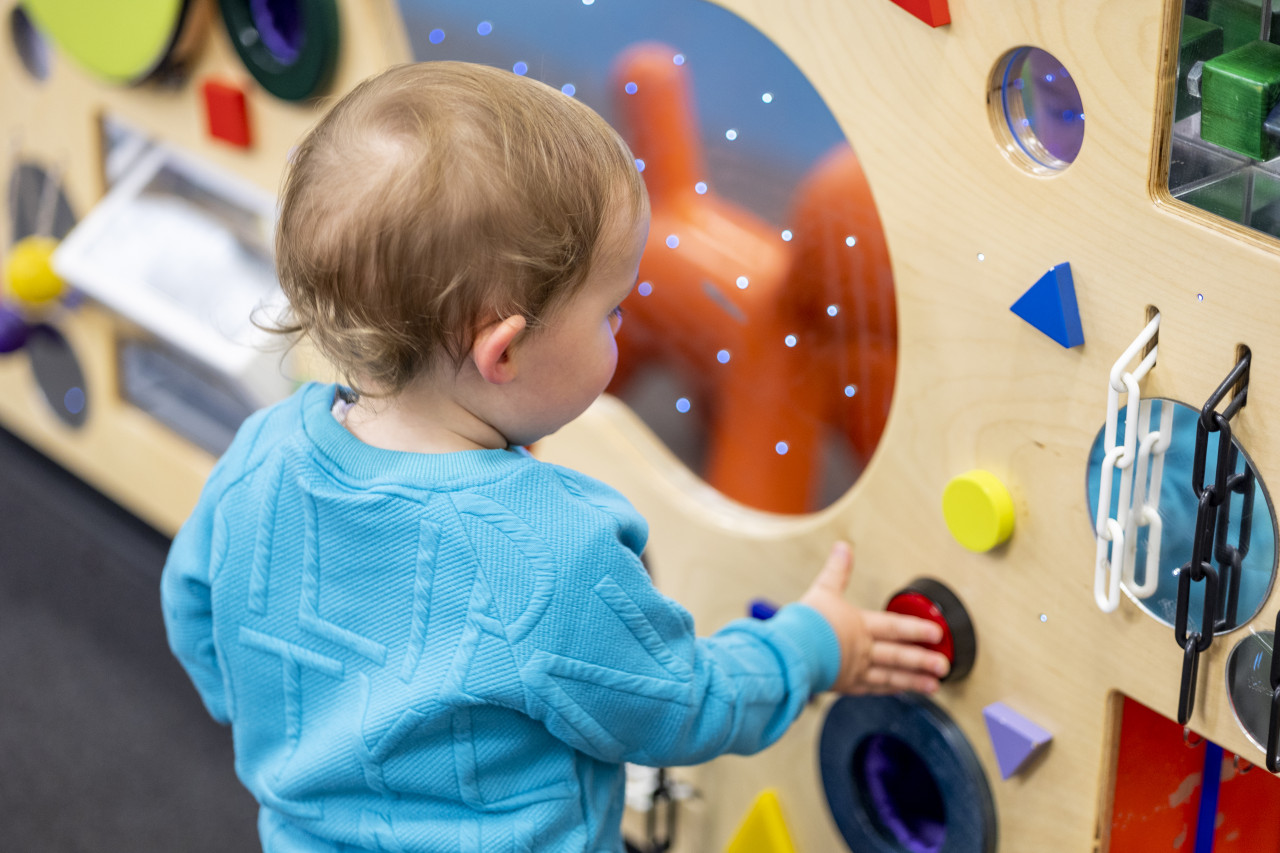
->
[[990, 46, 1085, 174], [218, 0, 339, 100], [820, 694, 996, 853]]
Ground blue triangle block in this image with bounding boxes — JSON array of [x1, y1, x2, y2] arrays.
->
[[983, 702, 1052, 779], [1011, 262, 1084, 348]]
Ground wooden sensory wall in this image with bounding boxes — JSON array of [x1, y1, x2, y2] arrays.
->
[[6, 0, 1280, 851]]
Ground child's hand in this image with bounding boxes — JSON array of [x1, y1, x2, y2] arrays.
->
[[800, 542, 951, 694]]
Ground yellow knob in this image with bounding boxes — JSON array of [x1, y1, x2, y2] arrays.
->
[[942, 470, 1015, 552], [6, 235, 66, 306]]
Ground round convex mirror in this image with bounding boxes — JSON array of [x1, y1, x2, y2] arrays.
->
[[1226, 630, 1276, 752], [1086, 398, 1277, 633]]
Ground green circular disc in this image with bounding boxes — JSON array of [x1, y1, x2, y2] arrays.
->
[[218, 0, 339, 101], [19, 0, 190, 84]]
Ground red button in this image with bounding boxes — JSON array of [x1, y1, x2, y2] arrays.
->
[[886, 591, 955, 664]]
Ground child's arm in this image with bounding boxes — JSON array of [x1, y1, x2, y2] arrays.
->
[[160, 494, 229, 723], [511, 518, 947, 768]]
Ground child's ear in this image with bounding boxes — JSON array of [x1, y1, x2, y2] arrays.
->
[[471, 315, 528, 385]]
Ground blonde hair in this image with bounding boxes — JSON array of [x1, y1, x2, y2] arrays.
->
[[274, 62, 648, 395]]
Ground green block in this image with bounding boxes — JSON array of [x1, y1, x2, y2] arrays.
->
[[1207, 0, 1280, 52], [1179, 16, 1225, 120], [1201, 40, 1280, 159]]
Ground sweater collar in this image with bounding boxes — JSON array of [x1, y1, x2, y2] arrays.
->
[[300, 383, 530, 483]]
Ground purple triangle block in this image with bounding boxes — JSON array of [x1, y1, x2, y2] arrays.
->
[[983, 702, 1052, 779], [1011, 262, 1084, 348]]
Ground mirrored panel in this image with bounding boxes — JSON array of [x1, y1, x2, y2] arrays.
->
[[1226, 629, 1275, 750], [396, 0, 897, 514], [1086, 397, 1277, 631]]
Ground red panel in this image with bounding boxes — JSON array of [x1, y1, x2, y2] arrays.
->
[[1110, 697, 1203, 851], [886, 0, 951, 27], [202, 79, 252, 149], [1109, 696, 1280, 852], [1215, 754, 1280, 851]]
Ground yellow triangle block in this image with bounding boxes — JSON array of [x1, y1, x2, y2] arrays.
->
[[725, 789, 798, 853]]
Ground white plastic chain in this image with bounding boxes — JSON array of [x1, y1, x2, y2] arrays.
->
[[1095, 313, 1161, 612], [1123, 397, 1173, 598]]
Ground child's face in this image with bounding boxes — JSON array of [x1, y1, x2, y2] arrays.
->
[[500, 205, 649, 447]]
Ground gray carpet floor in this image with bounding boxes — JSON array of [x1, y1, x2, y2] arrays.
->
[[0, 425, 259, 851]]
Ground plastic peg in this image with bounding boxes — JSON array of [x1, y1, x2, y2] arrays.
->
[[942, 470, 1015, 552], [5, 235, 66, 306], [982, 702, 1052, 779], [724, 789, 797, 853]]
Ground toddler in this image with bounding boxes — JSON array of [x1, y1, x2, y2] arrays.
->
[[161, 61, 948, 853]]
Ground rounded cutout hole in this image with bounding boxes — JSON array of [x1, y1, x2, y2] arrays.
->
[[989, 46, 1085, 174], [853, 733, 948, 852]]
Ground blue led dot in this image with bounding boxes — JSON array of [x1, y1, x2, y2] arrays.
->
[[64, 387, 85, 415], [673, 53, 685, 65], [1020, 118, 1030, 127], [428, 28, 445, 44], [1197, 293, 1204, 302], [694, 181, 707, 194], [784, 334, 797, 347], [775, 441, 789, 455], [781, 229, 793, 241], [561, 83, 576, 96], [666, 234, 679, 248], [635, 158, 645, 172], [977, 253, 986, 261], [716, 349, 730, 364], [638, 281, 652, 296], [844, 385, 857, 397], [845, 235, 857, 247], [513, 61, 528, 76], [826, 305, 839, 317], [477, 21, 493, 35], [762, 92, 773, 103], [1039, 614, 1048, 623], [582, 0, 595, 5], [1045, 73, 1055, 82], [676, 397, 691, 413], [736, 276, 749, 289], [625, 81, 638, 94], [725, 128, 738, 141]]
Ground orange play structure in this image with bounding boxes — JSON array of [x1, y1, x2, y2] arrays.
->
[[607, 43, 897, 514]]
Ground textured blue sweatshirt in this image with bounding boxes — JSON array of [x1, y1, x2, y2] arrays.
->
[[161, 383, 841, 853]]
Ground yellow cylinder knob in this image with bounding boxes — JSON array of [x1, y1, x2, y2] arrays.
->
[[6, 235, 66, 306], [942, 470, 1015, 552]]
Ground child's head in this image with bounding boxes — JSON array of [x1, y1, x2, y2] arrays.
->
[[275, 61, 649, 397]]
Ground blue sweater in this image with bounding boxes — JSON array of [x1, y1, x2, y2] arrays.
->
[[161, 383, 840, 853]]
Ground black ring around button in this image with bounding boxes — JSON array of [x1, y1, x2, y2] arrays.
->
[[217, 0, 339, 101], [819, 693, 996, 853]]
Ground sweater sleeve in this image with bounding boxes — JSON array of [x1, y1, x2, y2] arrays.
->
[[513, 473, 841, 767], [159, 407, 272, 724]]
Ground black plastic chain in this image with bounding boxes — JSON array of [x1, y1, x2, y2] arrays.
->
[[1269, 609, 1280, 773], [1175, 350, 1250, 725], [642, 768, 677, 853]]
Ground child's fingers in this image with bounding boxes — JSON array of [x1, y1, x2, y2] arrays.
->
[[854, 666, 941, 695], [808, 541, 853, 595], [862, 609, 945, 645], [869, 641, 951, 679]]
